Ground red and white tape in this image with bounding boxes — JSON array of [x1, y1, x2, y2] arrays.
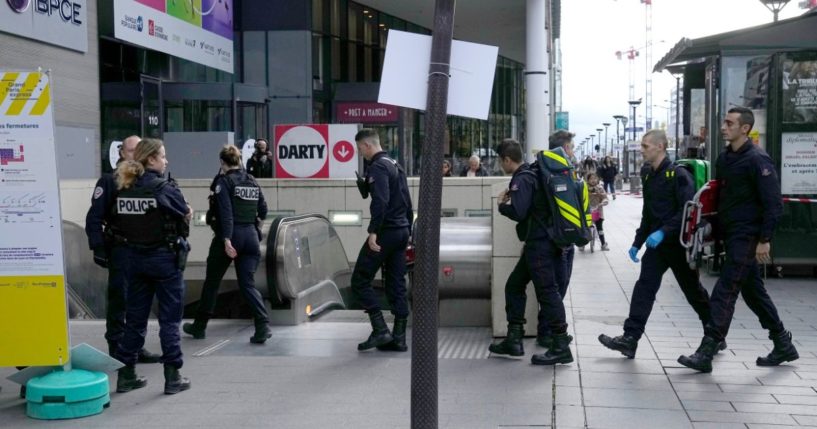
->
[[782, 197, 817, 204]]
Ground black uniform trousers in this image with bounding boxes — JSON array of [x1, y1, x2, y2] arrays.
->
[[704, 235, 784, 342], [623, 241, 712, 340], [351, 227, 410, 319], [105, 244, 128, 350], [196, 225, 268, 323], [116, 246, 184, 368], [537, 245, 574, 338], [505, 238, 568, 335]]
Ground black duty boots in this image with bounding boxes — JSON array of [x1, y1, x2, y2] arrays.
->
[[531, 333, 574, 365], [489, 323, 524, 357], [182, 318, 208, 339], [358, 311, 393, 351], [163, 364, 191, 395], [757, 330, 799, 366], [598, 334, 638, 359], [537, 333, 573, 349], [250, 320, 272, 344], [116, 366, 147, 393], [677, 336, 720, 373], [377, 318, 408, 352]]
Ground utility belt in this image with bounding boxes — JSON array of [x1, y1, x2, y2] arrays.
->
[[109, 233, 190, 271]]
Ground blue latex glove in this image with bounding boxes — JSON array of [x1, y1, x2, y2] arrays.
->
[[646, 230, 665, 249], [628, 246, 640, 263]]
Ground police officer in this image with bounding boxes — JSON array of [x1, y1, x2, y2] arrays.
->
[[488, 134, 573, 366], [352, 129, 412, 352], [84, 135, 160, 363], [598, 130, 715, 358], [246, 138, 273, 178], [679, 107, 797, 373], [110, 139, 192, 395], [183, 145, 271, 344]]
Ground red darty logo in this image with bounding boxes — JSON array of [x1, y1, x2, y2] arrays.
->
[[275, 125, 330, 178]]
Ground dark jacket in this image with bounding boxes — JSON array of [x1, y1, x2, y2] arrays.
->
[[214, 169, 268, 241], [459, 165, 488, 177], [715, 139, 782, 241], [599, 163, 618, 182], [246, 152, 273, 178], [632, 157, 695, 249], [499, 162, 548, 242], [85, 171, 118, 250], [365, 151, 413, 234]]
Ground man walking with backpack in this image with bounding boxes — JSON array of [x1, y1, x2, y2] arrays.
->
[[488, 132, 581, 366], [598, 130, 716, 358]]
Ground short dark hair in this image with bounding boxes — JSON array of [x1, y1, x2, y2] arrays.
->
[[727, 107, 754, 132], [496, 138, 523, 163], [354, 128, 379, 143], [549, 130, 574, 150]]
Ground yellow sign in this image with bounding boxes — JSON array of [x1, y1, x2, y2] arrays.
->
[[0, 71, 69, 366]]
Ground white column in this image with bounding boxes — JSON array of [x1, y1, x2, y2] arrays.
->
[[526, 0, 550, 161]]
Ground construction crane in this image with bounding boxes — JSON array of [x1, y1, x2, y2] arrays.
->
[[615, 0, 654, 129], [615, 47, 640, 102]]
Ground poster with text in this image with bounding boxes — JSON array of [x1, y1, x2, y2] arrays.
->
[[782, 59, 817, 124], [781, 132, 817, 196], [0, 71, 69, 366]]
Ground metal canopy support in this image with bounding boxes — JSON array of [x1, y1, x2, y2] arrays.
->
[[411, 1, 455, 428], [525, 0, 549, 159]]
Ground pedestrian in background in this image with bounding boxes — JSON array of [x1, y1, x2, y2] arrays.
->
[[459, 155, 488, 177], [599, 156, 618, 199], [246, 138, 273, 178], [85, 135, 160, 363], [110, 139, 192, 395]]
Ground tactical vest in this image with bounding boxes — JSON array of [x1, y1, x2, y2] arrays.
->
[[111, 178, 177, 246], [226, 171, 260, 224]]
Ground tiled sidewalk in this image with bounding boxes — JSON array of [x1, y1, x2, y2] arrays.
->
[[2, 193, 816, 428]]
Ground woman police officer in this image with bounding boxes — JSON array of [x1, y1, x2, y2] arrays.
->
[[110, 138, 193, 395], [183, 145, 271, 344]]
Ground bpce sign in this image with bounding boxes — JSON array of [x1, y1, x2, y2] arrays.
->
[[1, 0, 87, 52]]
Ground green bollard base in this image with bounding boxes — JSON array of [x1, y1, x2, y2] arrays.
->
[[25, 369, 110, 420]]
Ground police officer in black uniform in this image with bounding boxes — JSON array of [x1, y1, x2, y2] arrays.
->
[[110, 138, 192, 395], [84, 135, 160, 363], [598, 130, 714, 358], [183, 145, 271, 344], [488, 134, 573, 366], [679, 107, 797, 373], [352, 129, 413, 352]]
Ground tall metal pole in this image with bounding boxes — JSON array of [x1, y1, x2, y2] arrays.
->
[[602, 122, 610, 156], [525, 0, 550, 159], [412, 1, 454, 428], [596, 128, 603, 156], [674, 76, 681, 160]]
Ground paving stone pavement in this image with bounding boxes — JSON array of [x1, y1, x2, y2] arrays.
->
[[2, 192, 817, 428]]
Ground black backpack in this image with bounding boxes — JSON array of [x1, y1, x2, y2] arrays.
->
[[535, 148, 592, 247]]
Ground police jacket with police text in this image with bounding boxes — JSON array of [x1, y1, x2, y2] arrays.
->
[[85, 171, 118, 250], [365, 151, 412, 234], [214, 169, 268, 241], [111, 169, 189, 246], [633, 157, 694, 249], [499, 162, 548, 242], [715, 139, 782, 241]]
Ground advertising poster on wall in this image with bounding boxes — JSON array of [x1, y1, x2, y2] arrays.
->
[[0, 71, 69, 366], [274, 124, 359, 179], [782, 59, 817, 124], [114, 0, 233, 73], [781, 132, 817, 196]]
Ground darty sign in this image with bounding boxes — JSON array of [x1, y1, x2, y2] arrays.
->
[[274, 124, 359, 179], [336, 102, 399, 124], [0, 0, 88, 52]]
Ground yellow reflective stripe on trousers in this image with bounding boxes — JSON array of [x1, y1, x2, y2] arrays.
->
[[543, 150, 568, 166]]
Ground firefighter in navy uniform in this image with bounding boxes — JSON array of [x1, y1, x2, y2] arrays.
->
[[488, 134, 574, 366], [679, 107, 797, 373], [84, 135, 160, 363], [351, 129, 413, 352], [598, 130, 714, 359], [183, 145, 271, 344], [110, 139, 193, 395]]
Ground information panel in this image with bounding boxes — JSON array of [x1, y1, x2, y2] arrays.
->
[[0, 71, 69, 366], [781, 132, 817, 196]]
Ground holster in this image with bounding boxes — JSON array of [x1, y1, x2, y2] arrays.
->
[[255, 217, 264, 241], [174, 237, 191, 271]]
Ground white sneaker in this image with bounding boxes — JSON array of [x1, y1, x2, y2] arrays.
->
[[601, 243, 610, 251]]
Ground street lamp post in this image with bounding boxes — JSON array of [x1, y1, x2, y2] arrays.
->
[[602, 123, 611, 156], [596, 128, 603, 156], [628, 99, 642, 178]]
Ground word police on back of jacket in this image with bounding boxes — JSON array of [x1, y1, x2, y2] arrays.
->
[[234, 186, 260, 201], [117, 197, 157, 214]]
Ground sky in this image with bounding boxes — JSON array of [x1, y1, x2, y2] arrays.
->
[[560, 0, 806, 155]]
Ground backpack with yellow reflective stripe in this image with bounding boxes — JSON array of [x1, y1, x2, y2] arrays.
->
[[534, 147, 593, 247]]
